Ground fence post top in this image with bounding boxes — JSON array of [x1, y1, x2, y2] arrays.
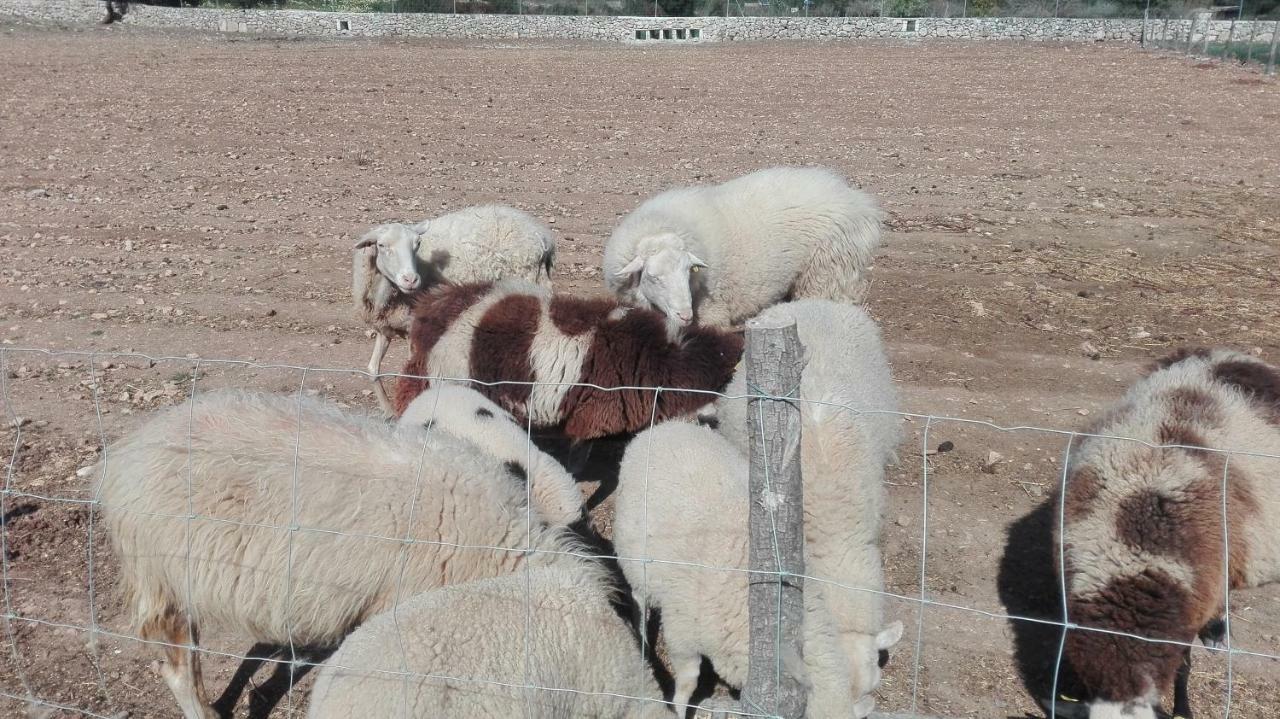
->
[[745, 316, 798, 332]]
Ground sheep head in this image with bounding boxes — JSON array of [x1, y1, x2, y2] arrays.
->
[[613, 233, 707, 326], [355, 223, 423, 293]]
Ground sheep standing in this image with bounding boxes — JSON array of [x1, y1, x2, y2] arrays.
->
[[1051, 348, 1280, 719], [94, 389, 584, 719], [398, 385, 585, 527], [603, 166, 883, 328], [307, 565, 671, 719], [391, 278, 744, 441], [612, 422, 902, 718], [353, 205, 556, 415], [709, 299, 902, 656]]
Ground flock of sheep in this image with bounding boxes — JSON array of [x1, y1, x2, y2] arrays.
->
[[85, 165, 1280, 719]]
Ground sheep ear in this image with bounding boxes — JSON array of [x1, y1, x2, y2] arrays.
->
[[688, 253, 708, 268], [876, 621, 904, 650], [354, 233, 378, 250], [615, 256, 646, 278]]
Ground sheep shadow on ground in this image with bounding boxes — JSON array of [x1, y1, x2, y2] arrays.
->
[[212, 643, 335, 719], [996, 499, 1086, 719]]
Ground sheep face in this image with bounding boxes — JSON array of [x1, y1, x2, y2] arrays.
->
[[849, 620, 903, 718], [614, 239, 707, 326], [355, 223, 423, 293]]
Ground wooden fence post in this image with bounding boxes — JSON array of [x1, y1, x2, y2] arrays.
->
[[742, 317, 807, 719], [1267, 20, 1279, 74]]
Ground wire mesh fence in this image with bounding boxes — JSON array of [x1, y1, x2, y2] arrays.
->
[[2, 343, 1279, 719]]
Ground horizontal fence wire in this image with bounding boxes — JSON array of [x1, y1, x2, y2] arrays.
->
[[2, 345, 1279, 719]]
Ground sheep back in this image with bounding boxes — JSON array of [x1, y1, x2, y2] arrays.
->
[[392, 279, 743, 441], [1054, 348, 1280, 710], [95, 389, 576, 649], [413, 204, 555, 287], [605, 166, 883, 326], [306, 567, 670, 719]]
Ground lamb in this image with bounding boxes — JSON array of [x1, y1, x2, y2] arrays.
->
[[603, 166, 883, 328], [708, 299, 902, 656], [612, 421, 903, 718], [390, 278, 744, 442], [398, 384, 585, 527], [1050, 347, 1280, 719], [307, 565, 672, 719], [353, 204, 556, 415], [93, 389, 586, 719]]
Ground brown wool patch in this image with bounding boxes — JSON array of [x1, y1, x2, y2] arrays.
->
[[1114, 489, 1194, 560], [549, 295, 618, 337], [560, 309, 743, 441], [1156, 422, 1208, 451], [1148, 347, 1213, 375], [1163, 386, 1224, 429], [392, 282, 493, 415], [1213, 359, 1280, 425], [1065, 571, 1193, 705], [470, 294, 540, 416], [1062, 463, 1104, 524]]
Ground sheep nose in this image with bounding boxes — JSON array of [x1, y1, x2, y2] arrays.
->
[[675, 311, 693, 324], [399, 275, 420, 290]]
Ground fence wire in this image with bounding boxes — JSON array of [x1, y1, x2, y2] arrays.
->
[[1, 346, 1279, 719]]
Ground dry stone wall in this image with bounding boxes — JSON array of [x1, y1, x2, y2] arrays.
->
[[1, 0, 1273, 44]]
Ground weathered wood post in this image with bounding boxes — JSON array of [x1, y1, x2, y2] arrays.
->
[[742, 316, 807, 719]]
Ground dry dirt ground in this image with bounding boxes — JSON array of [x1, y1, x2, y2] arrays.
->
[[2, 15, 1279, 719]]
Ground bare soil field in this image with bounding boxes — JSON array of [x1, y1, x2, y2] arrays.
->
[[2, 15, 1279, 719]]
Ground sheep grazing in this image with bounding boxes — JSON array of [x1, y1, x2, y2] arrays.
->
[[352, 205, 556, 415], [307, 565, 672, 719], [398, 384, 585, 527], [709, 299, 903, 659], [612, 422, 902, 718], [603, 166, 883, 328], [391, 278, 744, 442], [93, 389, 584, 719], [1051, 347, 1280, 719]]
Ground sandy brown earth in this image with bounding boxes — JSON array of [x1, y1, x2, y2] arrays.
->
[[1, 15, 1279, 719]]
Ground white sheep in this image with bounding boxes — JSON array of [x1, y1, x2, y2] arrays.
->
[[353, 204, 557, 414], [1049, 347, 1280, 719], [603, 166, 883, 328], [710, 299, 902, 655], [93, 389, 583, 719], [397, 384, 585, 528], [612, 421, 902, 719], [307, 565, 672, 719]]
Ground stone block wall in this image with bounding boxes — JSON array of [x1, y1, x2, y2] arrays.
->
[[0, 0, 1274, 44]]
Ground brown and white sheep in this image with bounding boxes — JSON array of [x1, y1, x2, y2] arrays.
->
[[1052, 347, 1280, 719], [391, 278, 744, 442]]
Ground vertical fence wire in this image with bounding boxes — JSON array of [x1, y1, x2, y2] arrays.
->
[[82, 357, 112, 709], [908, 416, 933, 715], [1048, 433, 1077, 719], [0, 349, 37, 702], [1220, 452, 1234, 719]]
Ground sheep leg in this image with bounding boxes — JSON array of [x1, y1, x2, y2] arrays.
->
[[669, 650, 702, 719], [142, 611, 218, 719], [1172, 646, 1193, 719], [368, 332, 395, 416]]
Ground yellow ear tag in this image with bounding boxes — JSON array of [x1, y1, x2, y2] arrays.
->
[[1058, 694, 1079, 703], [691, 266, 701, 273]]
